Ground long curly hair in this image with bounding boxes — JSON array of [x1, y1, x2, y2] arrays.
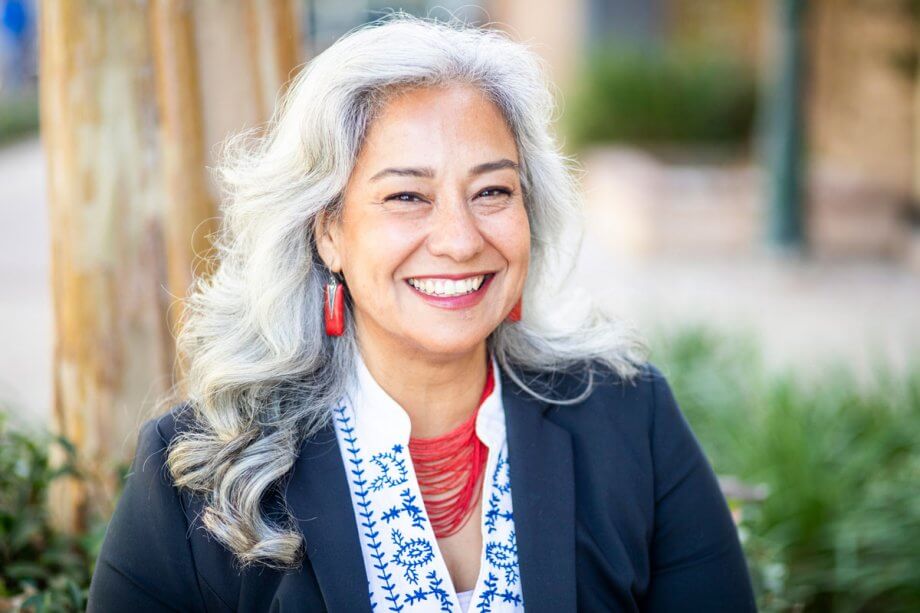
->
[[163, 11, 649, 570]]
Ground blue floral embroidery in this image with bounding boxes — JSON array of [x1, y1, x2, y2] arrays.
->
[[484, 450, 514, 535], [484, 531, 519, 586], [475, 572, 523, 611], [382, 488, 427, 529], [391, 529, 435, 584], [476, 573, 499, 610], [404, 570, 453, 612], [335, 396, 523, 611], [484, 491, 514, 535], [370, 444, 409, 492], [335, 406, 404, 612], [492, 451, 512, 494]]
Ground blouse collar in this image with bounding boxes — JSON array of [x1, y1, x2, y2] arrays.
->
[[344, 350, 506, 451]]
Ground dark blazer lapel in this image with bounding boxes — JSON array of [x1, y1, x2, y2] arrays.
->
[[286, 421, 372, 613], [282, 374, 576, 613], [502, 372, 577, 612]]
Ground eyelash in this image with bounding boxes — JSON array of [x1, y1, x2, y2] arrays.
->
[[385, 187, 513, 203]]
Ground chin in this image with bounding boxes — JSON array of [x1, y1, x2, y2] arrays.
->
[[404, 323, 493, 359]]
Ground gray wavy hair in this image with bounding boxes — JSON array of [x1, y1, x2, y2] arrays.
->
[[164, 11, 649, 570]]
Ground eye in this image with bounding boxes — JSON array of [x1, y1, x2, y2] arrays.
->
[[478, 187, 513, 199], [385, 192, 427, 203]]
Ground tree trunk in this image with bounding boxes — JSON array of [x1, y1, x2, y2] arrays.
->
[[40, 0, 174, 533], [246, 0, 303, 121], [193, 0, 302, 199], [40, 0, 304, 532], [150, 0, 218, 340]]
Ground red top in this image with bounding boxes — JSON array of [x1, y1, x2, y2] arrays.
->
[[407, 361, 495, 538]]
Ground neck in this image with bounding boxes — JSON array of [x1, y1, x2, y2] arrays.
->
[[356, 331, 489, 439]]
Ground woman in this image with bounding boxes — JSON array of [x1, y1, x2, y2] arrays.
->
[[87, 13, 756, 613]]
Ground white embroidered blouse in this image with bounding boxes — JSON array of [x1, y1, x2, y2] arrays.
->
[[332, 352, 525, 612]]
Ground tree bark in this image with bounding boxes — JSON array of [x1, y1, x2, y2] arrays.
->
[[150, 0, 218, 339], [40, 0, 174, 532], [245, 0, 303, 122], [193, 0, 302, 194], [40, 0, 304, 532]]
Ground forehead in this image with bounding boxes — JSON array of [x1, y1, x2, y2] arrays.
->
[[354, 83, 519, 173]]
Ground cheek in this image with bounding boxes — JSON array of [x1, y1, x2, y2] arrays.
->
[[515, 213, 532, 264], [484, 207, 531, 266], [342, 216, 424, 287]]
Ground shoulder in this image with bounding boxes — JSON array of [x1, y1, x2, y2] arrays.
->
[[145, 401, 198, 448], [117, 402, 202, 527], [503, 358, 686, 447], [131, 402, 223, 535], [533, 359, 712, 483], [107, 401, 219, 560], [89, 403, 212, 610], [122, 403, 199, 499], [503, 357, 666, 414]]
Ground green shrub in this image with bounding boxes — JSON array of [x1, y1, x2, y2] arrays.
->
[[0, 409, 109, 612], [563, 43, 757, 151], [650, 323, 920, 612], [0, 92, 39, 146]]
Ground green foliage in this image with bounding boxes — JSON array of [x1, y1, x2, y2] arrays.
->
[[649, 323, 920, 612], [0, 92, 39, 146], [0, 410, 110, 612], [563, 43, 757, 151]]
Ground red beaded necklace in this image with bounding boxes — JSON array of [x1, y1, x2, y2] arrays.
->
[[407, 361, 495, 539]]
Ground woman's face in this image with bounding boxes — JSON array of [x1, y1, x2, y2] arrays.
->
[[316, 83, 530, 360]]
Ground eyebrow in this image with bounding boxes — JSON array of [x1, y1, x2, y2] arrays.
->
[[368, 158, 520, 182]]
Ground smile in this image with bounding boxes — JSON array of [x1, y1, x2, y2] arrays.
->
[[406, 274, 491, 297]]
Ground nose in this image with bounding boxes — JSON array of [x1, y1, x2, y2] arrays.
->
[[425, 194, 485, 262]]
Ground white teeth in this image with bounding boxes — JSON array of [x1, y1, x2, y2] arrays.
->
[[408, 274, 488, 297]]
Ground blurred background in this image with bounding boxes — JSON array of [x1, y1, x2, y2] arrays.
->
[[0, 0, 918, 611]]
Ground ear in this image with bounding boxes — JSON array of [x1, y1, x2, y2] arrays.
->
[[314, 209, 343, 273]]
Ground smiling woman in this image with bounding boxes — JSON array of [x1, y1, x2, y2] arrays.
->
[[316, 84, 531, 386], [87, 11, 756, 613]]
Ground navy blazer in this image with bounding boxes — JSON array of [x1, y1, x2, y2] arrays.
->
[[87, 362, 757, 612]]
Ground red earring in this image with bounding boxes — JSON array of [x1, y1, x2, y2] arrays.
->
[[324, 273, 345, 336], [507, 298, 522, 322]]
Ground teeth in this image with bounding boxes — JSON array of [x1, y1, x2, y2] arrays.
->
[[408, 275, 486, 297]]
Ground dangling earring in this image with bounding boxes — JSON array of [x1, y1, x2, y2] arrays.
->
[[324, 272, 345, 336], [507, 298, 522, 322]]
